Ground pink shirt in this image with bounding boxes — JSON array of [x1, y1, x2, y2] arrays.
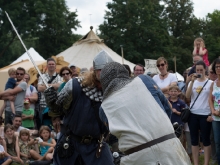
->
[[197, 48, 209, 66]]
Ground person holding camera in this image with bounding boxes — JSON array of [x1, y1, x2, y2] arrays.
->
[[186, 60, 213, 165]]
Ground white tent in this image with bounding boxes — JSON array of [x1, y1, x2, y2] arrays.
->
[[56, 27, 135, 70], [11, 47, 45, 65]]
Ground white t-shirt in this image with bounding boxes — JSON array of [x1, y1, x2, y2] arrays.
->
[[25, 85, 37, 109], [188, 79, 212, 115], [0, 145, 4, 152], [153, 73, 177, 89]]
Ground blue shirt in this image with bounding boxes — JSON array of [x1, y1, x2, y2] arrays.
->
[[5, 78, 16, 90], [169, 98, 187, 125]]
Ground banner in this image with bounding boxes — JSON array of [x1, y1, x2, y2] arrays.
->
[[144, 59, 160, 74]]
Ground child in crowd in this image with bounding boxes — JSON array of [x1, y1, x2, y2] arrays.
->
[[0, 68, 17, 119], [4, 124, 23, 164], [19, 129, 42, 163], [0, 137, 12, 165], [169, 85, 187, 125], [39, 126, 56, 161], [22, 98, 35, 129], [193, 37, 209, 66]]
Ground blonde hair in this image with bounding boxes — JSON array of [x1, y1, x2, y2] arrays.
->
[[81, 71, 99, 88], [8, 68, 16, 75], [169, 85, 180, 91], [19, 129, 30, 139], [39, 125, 51, 139], [194, 37, 205, 47], [156, 57, 168, 65]]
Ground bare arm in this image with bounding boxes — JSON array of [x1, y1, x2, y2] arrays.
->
[[209, 82, 215, 114], [15, 136, 20, 158], [28, 92, 38, 103], [41, 139, 56, 148], [0, 102, 6, 116], [186, 74, 197, 99], [198, 42, 207, 56], [38, 84, 47, 92], [192, 46, 197, 56], [0, 86, 23, 99]]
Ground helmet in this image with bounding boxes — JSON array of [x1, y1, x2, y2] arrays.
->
[[93, 50, 113, 70]]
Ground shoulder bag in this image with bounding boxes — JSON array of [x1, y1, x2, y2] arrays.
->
[[181, 80, 209, 123]]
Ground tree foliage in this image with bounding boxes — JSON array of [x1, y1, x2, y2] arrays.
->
[[0, 0, 80, 67], [99, 0, 171, 65], [99, 0, 220, 74]]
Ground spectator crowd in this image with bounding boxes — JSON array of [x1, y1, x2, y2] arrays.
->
[[0, 37, 218, 165]]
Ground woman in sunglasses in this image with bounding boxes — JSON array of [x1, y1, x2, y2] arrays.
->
[[153, 57, 177, 97], [58, 67, 72, 92]]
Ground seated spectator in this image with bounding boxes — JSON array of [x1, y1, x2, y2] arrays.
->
[[0, 138, 12, 165], [4, 124, 23, 164], [22, 98, 34, 129], [12, 115, 38, 137], [19, 129, 41, 163], [39, 126, 56, 161]]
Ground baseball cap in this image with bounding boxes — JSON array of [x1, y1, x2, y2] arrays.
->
[[24, 98, 30, 104]]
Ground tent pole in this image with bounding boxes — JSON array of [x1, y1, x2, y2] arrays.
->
[[120, 45, 124, 64]]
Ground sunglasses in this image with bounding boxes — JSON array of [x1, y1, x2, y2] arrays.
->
[[157, 63, 165, 68], [62, 73, 70, 76], [16, 73, 24, 76]]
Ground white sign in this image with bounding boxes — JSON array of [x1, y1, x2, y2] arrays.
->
[[144, 59, 160, 74]]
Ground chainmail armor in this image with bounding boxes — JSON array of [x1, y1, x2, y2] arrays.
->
[[100, 62, 131, 100]]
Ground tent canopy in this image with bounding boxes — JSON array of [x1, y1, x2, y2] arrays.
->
[[11, 47, 45, 65], [56, 27, 135, 70]]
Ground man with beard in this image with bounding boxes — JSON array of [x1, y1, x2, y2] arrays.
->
[[44, 50, 114, 165], [100, 62, 191, 165], [0, 67, 27, 124]]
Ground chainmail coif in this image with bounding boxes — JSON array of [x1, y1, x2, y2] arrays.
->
[[100, 62, 132, 100]]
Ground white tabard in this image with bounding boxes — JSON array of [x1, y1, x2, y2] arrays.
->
[[102, 77, 191, 165]]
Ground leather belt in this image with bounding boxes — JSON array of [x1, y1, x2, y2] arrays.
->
[[124, 133, 176, 155], [66, 134, 98, 145]]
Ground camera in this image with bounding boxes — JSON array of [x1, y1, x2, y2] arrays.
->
[[196, 74, 202, 78]]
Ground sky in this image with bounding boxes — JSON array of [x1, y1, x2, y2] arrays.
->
[[66, 0, 220, 35]]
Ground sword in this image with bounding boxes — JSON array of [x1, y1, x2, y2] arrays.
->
[[5, 11, 49, 88]]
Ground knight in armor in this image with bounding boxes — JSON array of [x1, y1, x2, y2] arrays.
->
[[44, 50, 114, 165], [100, 62, 191, 165]]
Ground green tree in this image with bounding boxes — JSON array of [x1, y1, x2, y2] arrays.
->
[[161, 0, 204, 73], [0, 0, 80, 67], [203, 10, 220, 63], [99, 0, 171, 65]]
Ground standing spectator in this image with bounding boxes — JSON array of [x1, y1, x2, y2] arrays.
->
[[133, 64, 145, 77], [69, 64, 78, 77], [58, 67, 72, 92], [22, 98, 34, 129], [169, 85, 187, 125], [0, 67, 27, 125], [24, 73, 38, 110], [187, 55, 203, 76], [186, 60, 212, 165], [38, 58, 62, 128], [0, 68, 17, 118], [209, 58, 220, 165], [153, 57, 177, 97], [193, 37, 209, 66]]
